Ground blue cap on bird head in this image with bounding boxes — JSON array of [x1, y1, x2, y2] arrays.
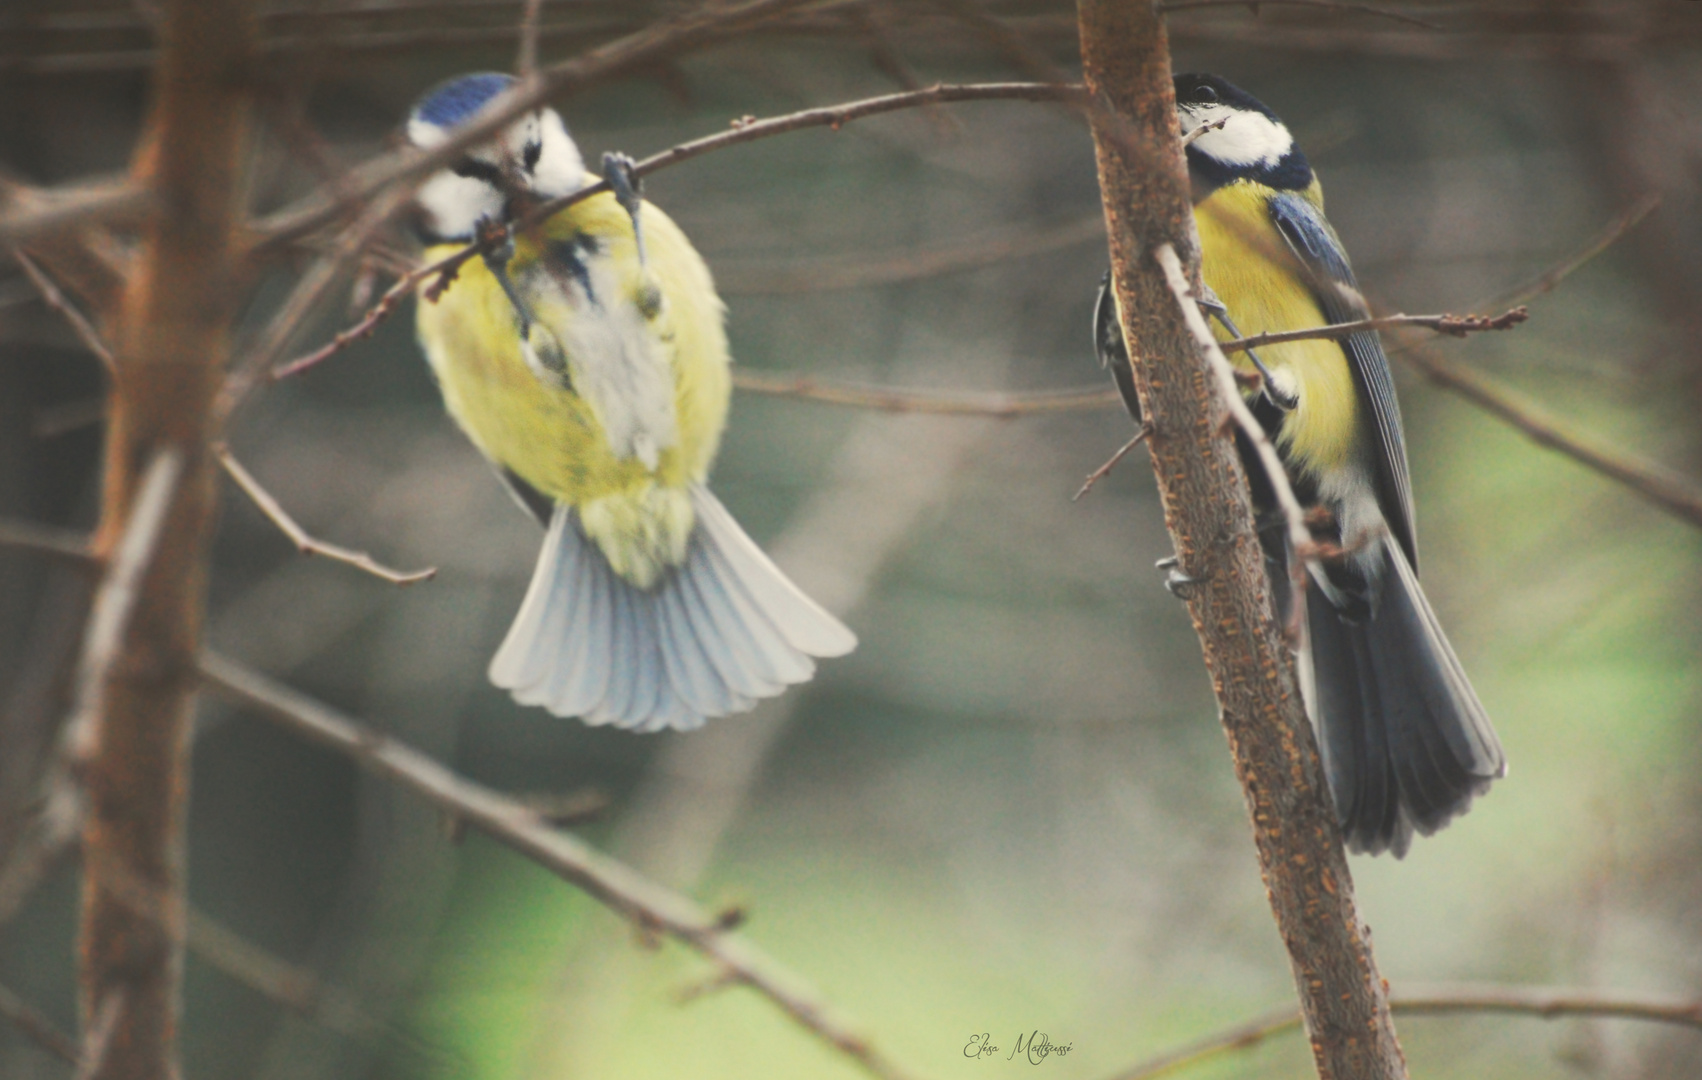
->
[[407, 71, 586, 241]]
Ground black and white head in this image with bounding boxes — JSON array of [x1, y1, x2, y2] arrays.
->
[[1173, 73, 1312, 194], [407, 72, 585, 242]]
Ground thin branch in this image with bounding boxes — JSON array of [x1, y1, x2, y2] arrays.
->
[[0, 184, 151, 249], [733, 369, 1118, 416], [198, 652, 924, 1080], [1489, 192, 1660, 309], [516, 0, 546, 79], [1155, 242, 1317, 642], [13, 251, 118, 374], [272, 80, 1081, 382], [215, 444, 436, 586], [0, 981, 80, 1065], [714, 212, 1105, 296], [251, 0, 828, 250], [1156, 0, 1441, 31], [1107, 986, 1702, 1080], [1074, 426, 1150, 501], [1392, 333, 1702, 528], [72, 990, 124, 1080], [64, 449, 184, 773], [0, 517, 97, 567], [1219, 307, 1528, 354], [1180, 116, 1228, 146]]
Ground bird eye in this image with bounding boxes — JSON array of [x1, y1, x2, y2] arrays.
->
[[1195, 85, 1219, 104], [450, 157, 505, 185], [522, 141, 542, 173]]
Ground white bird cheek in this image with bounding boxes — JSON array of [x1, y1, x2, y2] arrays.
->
[[418, 172, 503, 241]]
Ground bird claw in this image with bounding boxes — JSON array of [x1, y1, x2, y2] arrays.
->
[[1155, 555, 1202, 599], [602, 152, 647, 267]]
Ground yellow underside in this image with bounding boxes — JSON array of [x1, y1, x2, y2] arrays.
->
[[1196, 179, 1362, 477], [415, 178, 730, 586]]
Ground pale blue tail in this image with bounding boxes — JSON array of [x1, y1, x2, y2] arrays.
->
[[489, 485, 856, 732]]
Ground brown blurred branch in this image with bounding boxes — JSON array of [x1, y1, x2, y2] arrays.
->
[[13, 251, 118, 373], [80, 0, 254, 1074], [0, 518, 96, 567], [0, 981, 80, 1066], [199, 652, 924, 1080], [215, 444, 437, 586], [1488, 192, 1660, 309], [273, 80, 1081, 382], [1156, 0, 1440, 30], [1080, 3, 1404, 1079], [733, 369, 1119, 416], [0, 183, 151, 249], [516, 0, 545, 78], [714, 213, 1105, 295], [1109, 985, 1702, 1080], [252, 0, 829, 250]]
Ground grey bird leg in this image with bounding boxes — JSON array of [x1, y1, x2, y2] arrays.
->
[[602, 152, 647, 267], [1197, 286, 1298, 412], [477, 215, 535, 338]]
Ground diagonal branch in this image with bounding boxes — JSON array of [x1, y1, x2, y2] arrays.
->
[[0, 981, 80, 1066], [14, 251, 118, 374], [198, 652, 924, 1080], [1220, 307, 1528, 354], [270, 80, 1081, 382], [215, 444, 436, 586]]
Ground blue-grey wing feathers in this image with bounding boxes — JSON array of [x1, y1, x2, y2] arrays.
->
[[489, 485, 856, 731], [1267, 192, 1418, 569]]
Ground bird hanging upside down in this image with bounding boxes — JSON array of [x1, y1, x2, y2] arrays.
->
[[407, 72, 855, 733]]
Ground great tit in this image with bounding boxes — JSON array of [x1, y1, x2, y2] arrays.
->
[[1094, 73, 1506, 856], [407, 73, 854, 732]]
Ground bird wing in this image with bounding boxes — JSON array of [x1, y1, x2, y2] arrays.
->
[[1266, 192, 1418, 569]]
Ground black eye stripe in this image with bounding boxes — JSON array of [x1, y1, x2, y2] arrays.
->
[[522, 141, 541, 173], [450, 157, 505, 185]]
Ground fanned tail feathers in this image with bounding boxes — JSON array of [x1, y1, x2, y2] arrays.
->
[[1307, 535, 1506, 856], [489, 485, 855, 732]]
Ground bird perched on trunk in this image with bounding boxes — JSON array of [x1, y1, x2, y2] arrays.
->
[[1094, 73, 1505, 856], [407, 72, 854, 732]]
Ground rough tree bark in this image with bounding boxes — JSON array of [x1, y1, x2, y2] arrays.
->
[[1074, 3, 1407, 1078], [81, 0, 252, 1077]]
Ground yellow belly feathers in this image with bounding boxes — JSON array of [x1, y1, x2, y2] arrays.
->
[[1196, 180, 1363, 478], [415, 180, 730, 586]]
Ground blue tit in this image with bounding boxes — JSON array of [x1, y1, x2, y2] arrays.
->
[[1095, 73, 1505, 856], [406, 72, 855, 732]]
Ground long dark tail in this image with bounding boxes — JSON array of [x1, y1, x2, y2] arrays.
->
[[1305, 535, 1506, 856]]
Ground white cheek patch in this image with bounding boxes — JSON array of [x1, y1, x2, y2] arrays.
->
[[1185, 106, 1295, 169], [528, 109, 586, 199], [416, 170, 504, 241]]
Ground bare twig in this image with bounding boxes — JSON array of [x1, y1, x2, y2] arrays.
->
[[0, 981, 80, 1065], [1221, 307, 1528, 354], [733, 369, 1118, 416], [13, 251, 117, 373], [252, 0, 829, 250], [215, 444, 436, 586], [1488, 192, 1660, 309], [73, 991, 124, 1080], [0, 517, 96, 566], [714, 213, 1105, 295], [1393, 334, 1702, 528], [1073, 426, 1150, 501], [517, 0, 546, 79], [1155, 243, 1317, 640], [1157, 0, 1441, 31], [1108, 985, 1702, 1080], [199, 652, 924, 1080], [1180, 116, 1227, 145], [0, 184, 151, 249], [273, 80, 1082, 381]]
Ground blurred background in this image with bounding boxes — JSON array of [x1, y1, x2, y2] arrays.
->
[[3, 2, 1702, 1078]]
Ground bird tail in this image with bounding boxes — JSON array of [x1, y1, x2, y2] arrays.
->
[[489, 485, 856, 732], [1304, 535, 1506, 857]]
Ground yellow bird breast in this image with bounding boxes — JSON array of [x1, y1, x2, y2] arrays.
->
[[415, 178, 731, 587], [1195, 180, 1363, 478]]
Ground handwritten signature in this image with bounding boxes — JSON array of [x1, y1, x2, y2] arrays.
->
[[964, 1031, 1074, 1064]]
